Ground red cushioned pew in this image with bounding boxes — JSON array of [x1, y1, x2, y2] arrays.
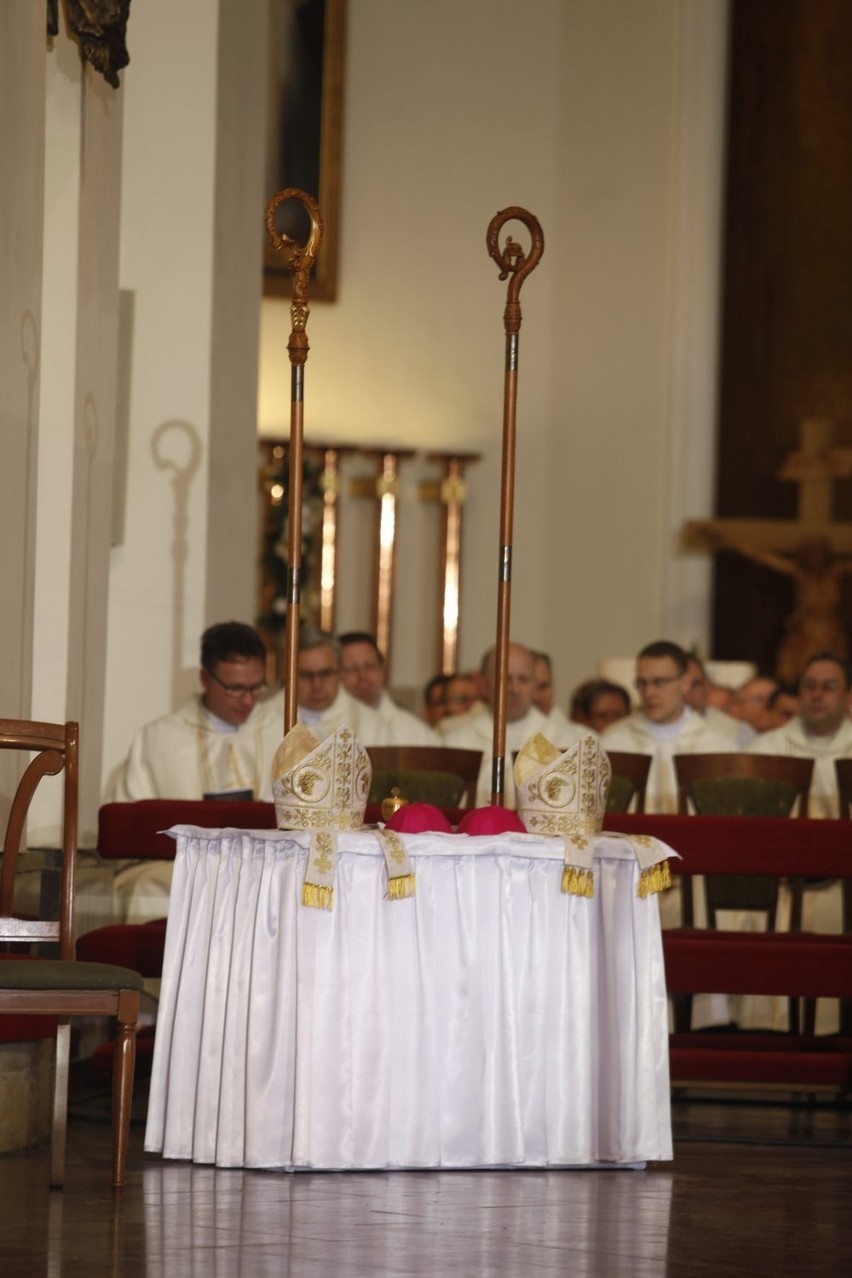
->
[[77, 798, 464, 1071], [605, 812, 852, 1096], [77, 801, 280, 1070]]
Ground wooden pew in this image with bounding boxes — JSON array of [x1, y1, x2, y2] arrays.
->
[[604, 813, 852, 1095]]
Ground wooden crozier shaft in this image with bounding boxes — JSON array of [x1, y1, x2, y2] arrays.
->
[[485, 207, 544, 805], [264, 189, 324, 734]]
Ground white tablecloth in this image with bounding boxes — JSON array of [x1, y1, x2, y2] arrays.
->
[[144, 827, 673, 1170]]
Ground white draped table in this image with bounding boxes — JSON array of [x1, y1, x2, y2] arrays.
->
[[144, 826, 673, 1171]]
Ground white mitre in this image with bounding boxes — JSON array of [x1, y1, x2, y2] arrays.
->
[[271, 722, 371, 910], [514, 733, 671, 897]]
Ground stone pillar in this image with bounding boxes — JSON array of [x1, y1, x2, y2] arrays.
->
[[0, 2, 46, 827]]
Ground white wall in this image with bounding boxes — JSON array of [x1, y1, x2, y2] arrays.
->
[[2, 1, 729, 833], [33, 31, 80, 734], [102, 0, 219, 797], [259, 0, 728, 710], [102, 0, 266, 799], [0, 0, 46, 823]]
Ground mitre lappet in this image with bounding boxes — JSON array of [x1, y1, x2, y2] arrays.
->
[[514, 733, 671, 897], [270, 722, 414, 909]]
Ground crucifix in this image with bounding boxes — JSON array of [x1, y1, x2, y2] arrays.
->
[[683, 418, 852, 684]]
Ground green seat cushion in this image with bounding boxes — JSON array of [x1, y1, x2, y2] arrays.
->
[[691, 777, 798, 818], [689, 778, 799, 915], [606, 774, 636, 813], [369, 768, 466, 809], [704, 874, 778, 913], [0, 959, 144, 991]]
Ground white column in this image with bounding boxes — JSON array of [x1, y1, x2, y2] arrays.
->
[[102, 0, 267, 797], [0, 1, 46, 722], [660, 0, 731, 652]]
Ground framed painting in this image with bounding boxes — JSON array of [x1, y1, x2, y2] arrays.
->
[[264, 0, 346, 303]]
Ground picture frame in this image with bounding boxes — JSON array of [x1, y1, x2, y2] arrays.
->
[[263, 0, 346, 303]]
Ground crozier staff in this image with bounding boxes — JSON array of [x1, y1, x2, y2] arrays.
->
[[485, 206, 544, 804], [264, 188, 324, 734]]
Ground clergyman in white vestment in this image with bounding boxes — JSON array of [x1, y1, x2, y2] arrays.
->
[[338, 630, 438, 745], [749, 652, 851, 996], [601, 641, 735, 817], [264, 629, 388, 747], [111, 621, 283, 922], [440, 641, 592, 807], [601, 639, 734, 968], [748, 652, 852, 820]]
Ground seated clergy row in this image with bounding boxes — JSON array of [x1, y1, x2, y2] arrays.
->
[[108, 624, 580, 921], [107, 626, 852, 1038], [598, 640, 850, 1033], [113, 623, 432, 804], [114, 625, 589, 809], [114, 624, 852, 822], [599, 641, 852, 818]]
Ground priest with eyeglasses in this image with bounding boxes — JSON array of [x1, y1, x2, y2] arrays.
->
[[748, 651, 852, 819], [113, 620, 282, 803], [600, 639, 733, 816]]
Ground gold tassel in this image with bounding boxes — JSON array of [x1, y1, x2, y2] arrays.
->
[[302, 881, 334, 911], [637, 860, 671, 898], [387, 873, 416, 901], [561, 865, 594, 897]]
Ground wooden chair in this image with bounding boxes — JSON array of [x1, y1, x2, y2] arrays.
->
[[0, 720, 142, 1189], [834, 758, 852, 1032], [836, 757, 852, 822], [604, 751, 651, 813], [837, 757, 852, 936], [367, 747, 482, 811], [673, 752, 814, 930]]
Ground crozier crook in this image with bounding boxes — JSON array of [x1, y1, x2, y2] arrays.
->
[[265, 188, 324, 734], [485, 207, 544, 805]]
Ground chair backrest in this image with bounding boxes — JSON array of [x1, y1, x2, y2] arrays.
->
[[836, 758, 852, 819], [96, 798, 278, 861], [673, 752, 814, 818], [673, 752, 815, 928], [835, 759, 852, 935], [367, 747, 482, 811], [604, 751, 652, 813], [0, 719, 78, 960]]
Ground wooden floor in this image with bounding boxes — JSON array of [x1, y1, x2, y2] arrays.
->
[[1, 1082, 850, 1277]]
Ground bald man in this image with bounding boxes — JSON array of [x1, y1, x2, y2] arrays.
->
[[440, 641, 590, 807]]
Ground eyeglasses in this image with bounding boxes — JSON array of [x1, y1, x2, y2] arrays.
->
[[298, 668, 338, 682], [800, 679, 845, 694], [635, 676, 679, 692], [205, 669, 267, 699]]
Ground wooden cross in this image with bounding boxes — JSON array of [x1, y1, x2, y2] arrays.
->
[[684, 418, 852, 682], [684, 418, 852, 554]]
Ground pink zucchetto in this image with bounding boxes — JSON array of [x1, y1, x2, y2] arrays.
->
[[385, 802, 453, 835], [456, 805, 526, 836]]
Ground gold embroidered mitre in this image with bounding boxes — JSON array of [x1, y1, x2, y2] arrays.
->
[[514, 733, 609, 896], [514, 732, 673, 898], [270, 722, 371, 910]]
